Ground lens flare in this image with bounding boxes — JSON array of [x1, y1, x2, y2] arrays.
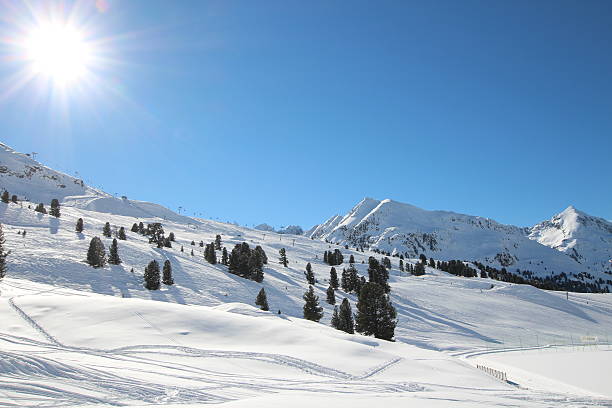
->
[[24, 24, 92, 84]]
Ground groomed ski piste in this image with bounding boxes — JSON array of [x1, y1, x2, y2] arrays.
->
[[1, 200, 611, 407]]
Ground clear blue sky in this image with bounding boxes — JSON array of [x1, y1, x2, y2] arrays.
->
[[1, 0, 611, 228]]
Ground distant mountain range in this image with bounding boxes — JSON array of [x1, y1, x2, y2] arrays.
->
[[307, 198, 612, 287]]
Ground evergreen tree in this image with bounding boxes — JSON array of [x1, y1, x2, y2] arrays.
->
[[87, 237, 106, 267], [255, 288, 269, 311], [399, 259, 404, 272], [35, 203, 47, 214], [221, 247, 228, 265], [323, 251, 328, 264], [144, 260, 161, 290], [11, 195, 17, 204], [191, 240, 195, 246], [1, 191, 9, 203], [138, 222, 145, 234], [75, 218, 84, 233], [118, 227, 127, 240], [349, 254, 355, 264], [341, 268, 349, 291], [108, 238, 121, 265], [326, 285, 336, 305], [355, 282, 397, 341], [367, 257, 390, 293], [102, 222, 112, 238], [181, 245, 184, 252], [204, 243, 217, 264], [214, 234, 222, 250], [428, 257, 436, 268], [168, 232, 175, 242], [0, 224, 10, 279], [199, 240, 204, 247], [336, 298, 355, 334], [279, 248, 288, 267], [304, 262, 315, 285], [329, 267, 339, 289], [331, 306, 340, 329], [163, 237, 172, 248], [254, 245, 268, 264], [162, 260, 174, 285], [419, 253, 427, 264], [302, 285, 323, 322], [147, 223, 165, 244], [131, 223, 139, 233], [413, 262, 425, 276], [248, 249, 264, 282], [191, 249, 194, 256], [50, 199, 60, 217]]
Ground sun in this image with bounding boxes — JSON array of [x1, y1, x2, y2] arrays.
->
[[24, 23, 93, 84]]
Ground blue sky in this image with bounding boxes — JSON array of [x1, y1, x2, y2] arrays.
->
[[1, 0, 611, 228]]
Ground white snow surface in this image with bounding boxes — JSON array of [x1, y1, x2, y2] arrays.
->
[[1, 142, 612, 406]]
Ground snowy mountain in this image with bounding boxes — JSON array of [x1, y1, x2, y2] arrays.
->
[[0, 142, 192, 223], [529, 206, 612, 274], [1, 141, 612, 406], [254, 223, 304, 235], [309, 198, 611, 289]]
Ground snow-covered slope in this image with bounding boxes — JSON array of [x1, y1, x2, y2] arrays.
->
[[529, 206, 612, 275], [310, 198, 599, 280], [0, 142, 103, 202], [0, 142, 191, 223]]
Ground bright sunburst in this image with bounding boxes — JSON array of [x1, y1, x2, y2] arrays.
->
[[24, 23, 93, 84]]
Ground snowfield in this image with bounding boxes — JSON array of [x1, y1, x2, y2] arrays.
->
[[1, 200, 612, 407], [1, 143, 612, 406]]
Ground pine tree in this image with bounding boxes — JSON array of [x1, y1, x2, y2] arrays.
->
[[255, 288, 269, 311], [168, 232, 175, 242], [191, 240, 195, 246], [337, 298, 355, 334], [180, 245, 184, 252], [162, 260, 174, 285], [0, 224, 10, 279], [349, 254, 355, 264], [131, 223, 139, 233], [214, 234, 222, 250], [323, 251, 328, 264], [367, 257, 390, 293], [118, 227, 127, 240], [102, 222, 112, 237], [304, 262, 315, 285], [204, 243, 217, 264], [163, 237, 172, 248], [1, 191, 9, 203], [190, 249, 194, 256], [413, 262, 425, 276], [144, 260, 161, 290], [329, 267, 339, 289], [221, 247, 228, 265], [49, 199, 60, 218], [87, 237, 106, 267], [302, 285, 323, 322], [11, 195, 17, 204], [355, 282, 396, 341], [35, 203, 47, 214], [248, 249, 264, 282], [199, 240, 204, 247], [108, 238, 121, 265], [75, 218, 84, 233], [279, 248, 288, 267], [254, 245, 268, 264], [138, 222, 145, 234], [399, 259, 404, 272], [331, 306, 340, 329], [326, 285, 336, 305]]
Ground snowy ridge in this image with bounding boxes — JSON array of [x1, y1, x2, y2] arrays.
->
[[310, 198, 611, 285], [0, 142, 191, 223]]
